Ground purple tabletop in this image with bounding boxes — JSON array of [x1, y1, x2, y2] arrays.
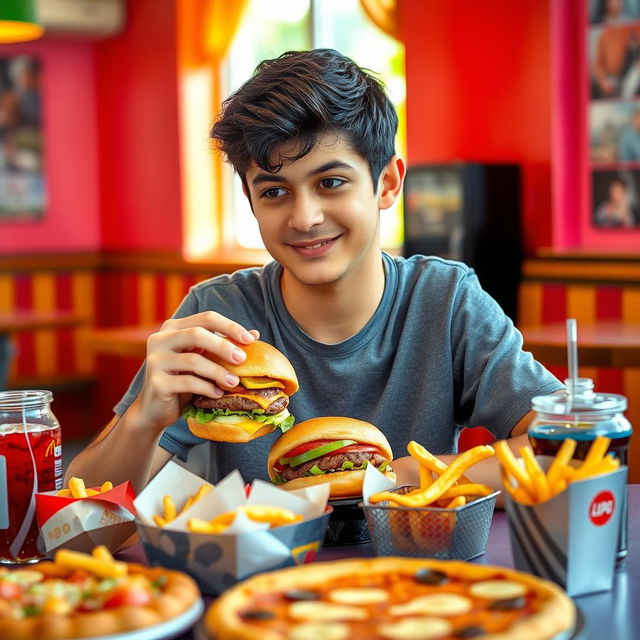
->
[[122, 485, 639, 640]]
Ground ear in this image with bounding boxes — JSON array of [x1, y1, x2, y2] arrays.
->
[[377, 155, 406, 210]]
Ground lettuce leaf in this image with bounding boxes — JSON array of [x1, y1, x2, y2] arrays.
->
[[183, 402, 294, 432]]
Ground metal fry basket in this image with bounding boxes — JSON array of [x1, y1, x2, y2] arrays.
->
[[360, 486, 499, 560]]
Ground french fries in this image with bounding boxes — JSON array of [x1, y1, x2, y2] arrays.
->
[[497, 435, 620, 504], [153, 484, 212, 528], [186, 505, 303, 534], [54, 548, 128, 578], [56, 477, 115, 499], [369, 441, 495, 508]]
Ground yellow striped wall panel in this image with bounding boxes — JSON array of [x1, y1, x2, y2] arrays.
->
[[566, 285, 596, 325], [32, 272, 57, 378], [72, 271, 95, 374]]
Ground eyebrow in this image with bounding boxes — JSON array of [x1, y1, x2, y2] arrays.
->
[[250, 160, 355, 186]]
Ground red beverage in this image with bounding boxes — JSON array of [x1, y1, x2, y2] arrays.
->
[[0, 423, 62, 563]]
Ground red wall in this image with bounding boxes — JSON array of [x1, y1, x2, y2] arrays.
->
[[401, 0, 553, 254], [0, 39, 100, 253], [94, 0, 182, 251], [0, 0, 182, 255]]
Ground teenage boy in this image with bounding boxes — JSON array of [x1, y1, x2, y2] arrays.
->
[[67, 49, 562, 491]]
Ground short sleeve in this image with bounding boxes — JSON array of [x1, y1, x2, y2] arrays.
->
[[450, 271, 563, 439]]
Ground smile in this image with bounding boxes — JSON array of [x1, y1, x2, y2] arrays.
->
[[288, 235, 341, 256]]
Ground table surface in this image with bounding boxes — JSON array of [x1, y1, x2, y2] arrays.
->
[[520, 321, 640, 368], [83, 325, 157, 358], [120, 485, 639, 640], [0, 310, 85, 332]]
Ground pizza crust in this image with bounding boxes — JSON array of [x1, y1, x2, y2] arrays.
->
[[0, 562, 200, 640], [205, 557, 575, 640]]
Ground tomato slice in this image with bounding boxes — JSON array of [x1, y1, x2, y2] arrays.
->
[[285, 440, 334, 459], [104, 585, 153, 609], [0, 581, 21, 599]]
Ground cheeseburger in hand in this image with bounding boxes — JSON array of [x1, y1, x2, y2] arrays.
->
[[183, 339, 298, 443], [268, 417, 395, 498]]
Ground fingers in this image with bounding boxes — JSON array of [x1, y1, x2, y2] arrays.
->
[[161, 312, 257, 345]]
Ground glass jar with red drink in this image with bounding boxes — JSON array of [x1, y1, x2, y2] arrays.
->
[[528, 378, 632, 568], [0, 390, 62, 564]]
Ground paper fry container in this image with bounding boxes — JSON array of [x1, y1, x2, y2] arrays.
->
[[361, 485, 499, 560], [35, 482, 137, 555], [137, 509, 331, 595], [133, 461, 332, 595], [504, 465, 627, 596]]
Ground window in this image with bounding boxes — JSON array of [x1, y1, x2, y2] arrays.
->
[[183, 0, 405, 258]]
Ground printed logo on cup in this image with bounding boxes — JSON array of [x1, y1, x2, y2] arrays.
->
[[589, 490, 615, 526]]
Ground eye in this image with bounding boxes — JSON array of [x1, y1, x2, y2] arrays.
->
[[320, 177, 345, 189], [261, 187, 287, 199]]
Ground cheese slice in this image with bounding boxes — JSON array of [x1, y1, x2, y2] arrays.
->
[[289, 622, 350, 640], [289, 601, 369, 622], [328, 588, 389, 605], [469, 580, 528, 600], [211, 414, 268, 435], [226, 390, 287, 411], [239, 376, 285, 389], [389, 594, 472, 617], [378, 617, 452, 640]]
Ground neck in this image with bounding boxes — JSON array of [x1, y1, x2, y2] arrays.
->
[[281, 252, 386, 344]]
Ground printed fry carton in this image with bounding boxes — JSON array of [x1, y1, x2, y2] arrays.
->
[[133, 461, 331, 594], [35, 482, 137, 555], [504, 456, 627, 596]]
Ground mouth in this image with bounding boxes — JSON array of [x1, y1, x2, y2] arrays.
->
[[287, 235, 342, 257]]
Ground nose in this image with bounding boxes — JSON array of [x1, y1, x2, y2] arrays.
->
[[287, 191, 324, 232]]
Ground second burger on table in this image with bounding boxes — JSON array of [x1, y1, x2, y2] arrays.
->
[[268, 416, 396, 498]]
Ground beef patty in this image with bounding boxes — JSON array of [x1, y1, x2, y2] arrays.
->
[[282, 450, 386, 481], [193, 386, 288, 414]]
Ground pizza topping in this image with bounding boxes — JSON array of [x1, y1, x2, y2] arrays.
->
[[415, 568, 449, 586], [378, 616, 452, 639], [289, 601, 369, 621], [328, 588, 389, 605], [488, 596, 527, 611], [285, 589, 321, 601], [10, 570, 44, 586], [242, 609, 276, 620], [288, 622, 350, 640], [390, 594, 472, 617], [455, 625, 487, 638], [469, 580, 528, 600]]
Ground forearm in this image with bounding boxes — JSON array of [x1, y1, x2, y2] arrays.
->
[[65, 404, 168, 493]]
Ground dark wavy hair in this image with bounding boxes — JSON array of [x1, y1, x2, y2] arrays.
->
[[209, 49, 398, 193]]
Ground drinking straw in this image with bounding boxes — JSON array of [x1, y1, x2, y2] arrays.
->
[[566, 318, 578, 410]]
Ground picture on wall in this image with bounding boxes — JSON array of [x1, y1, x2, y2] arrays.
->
[[592, 169, 640, 227], [0, 55, 45, 220], [587, 0, 640, 230]]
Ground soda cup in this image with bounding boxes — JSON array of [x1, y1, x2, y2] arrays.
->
[[528, 378, 632, 568], [0, 390, 62, 563]]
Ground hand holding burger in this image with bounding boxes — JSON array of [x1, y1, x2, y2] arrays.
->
[[268, 417, 396, 498], [183, 339, 298, 443]]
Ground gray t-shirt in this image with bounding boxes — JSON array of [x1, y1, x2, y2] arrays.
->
[[115, 253, 562, 483]]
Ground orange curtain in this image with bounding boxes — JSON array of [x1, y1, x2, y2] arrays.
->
[[359, 0, 400, 40], [178, 0, 249, 249]]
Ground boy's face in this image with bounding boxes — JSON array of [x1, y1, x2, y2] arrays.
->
[[244, 133, 402, 288]]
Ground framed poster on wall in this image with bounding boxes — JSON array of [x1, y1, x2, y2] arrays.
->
[[0, 55, 45, 221], [587, 0, 640, 231]]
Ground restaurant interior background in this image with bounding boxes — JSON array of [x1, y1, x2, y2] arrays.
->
[[1, 0, 639, 481]]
